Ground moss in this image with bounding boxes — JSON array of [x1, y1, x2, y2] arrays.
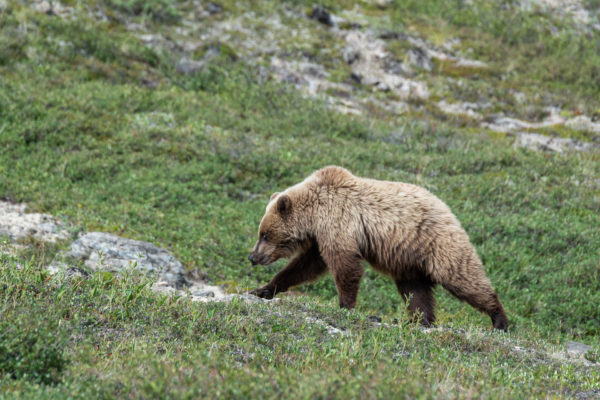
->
[[431, 58, 495, 79], [385, 39, 414, 60], [192, 42, 239, 63]]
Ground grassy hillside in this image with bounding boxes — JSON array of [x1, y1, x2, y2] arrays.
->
[[1, 0, 599, 397]]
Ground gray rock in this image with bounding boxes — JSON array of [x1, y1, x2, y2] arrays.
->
[[193, 290, 215, 298], [67, 232, 187, 288], [176, 45, 226, 75], [391, 33, 488, 72], [151, 281, 177, 295], [565, 115, 600, 134], [151, 278, 224, 299], [437, 100, 485, 120], [309, 6, 349, 28], [207, 2, 223, 15], [393, 350, 411, 360], [221, 293, 280, 304], [46, 263, 91, 280], [514, 132, 594, 153], [139, 34, 162, 43], [483, 111, 565, 133], [310, 6, 334, 26], [32, 0, 72, 18], [0, 201, 70, 243], [343, 31, 429, 101], [63, 266, 90, 279], [407, 47, 433, 71], [374, 0, 393, 9], [519, 0, 595, 32], [367, 315, 382, 323], [567, 341, 593, 357], [176, 58, 207, 75], [576, 389, 600, 399], [453, 58, 488, 69]]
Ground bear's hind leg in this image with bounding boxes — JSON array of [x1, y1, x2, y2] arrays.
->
[[395, 278, 436, 327], [441, 277, 508, 331]]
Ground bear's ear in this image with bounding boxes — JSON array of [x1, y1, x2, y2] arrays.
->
[[270, 192, 280, 201], [276, 194, 292, 217]]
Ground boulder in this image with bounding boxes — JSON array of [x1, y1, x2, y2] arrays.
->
[[0, 201, 70, 243], [566, 341, 593, 357], [66, 232, 187, 288]]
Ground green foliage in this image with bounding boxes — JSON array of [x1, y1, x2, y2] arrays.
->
[[0, 315, 67, 385], [0, 17, 27, 65], [0, 1, 599, 397], [391, 0, 600, 106], [0, 265, 68, 385], [0, 2, 599, 338], [105, 0, 181, 22], [0, 255, 598, 398]]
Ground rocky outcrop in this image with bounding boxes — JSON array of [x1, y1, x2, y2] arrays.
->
[[64, 232, 188, 289], [514, 132, 595, 153], [47, 229, 253, 302], [565, 115, 600, 135], [519, 0, 600, 32], [566, 341, 594, 358], [343, 31, 429, 101], [0, 201, 70, 243], [101, 0, 598, 154], [478, 110, 600, 153], [483, 109, 566, 133], [33, 0, 72, 18], [0, 201, 238, 301], [437, 100, 488, 120]]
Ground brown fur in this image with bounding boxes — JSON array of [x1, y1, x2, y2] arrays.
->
[[248, 166, 508, 331]]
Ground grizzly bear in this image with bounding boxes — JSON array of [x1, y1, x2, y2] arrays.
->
[[248, 166, 508, 331]]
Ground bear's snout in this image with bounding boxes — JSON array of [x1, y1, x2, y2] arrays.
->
[[248, 253, 258, 266], [249, 247, 272, 266]]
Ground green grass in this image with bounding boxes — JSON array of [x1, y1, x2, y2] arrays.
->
[[390, 0, 600, 116], [1, 256, 599, 398], [0, 0, 599, 397], [105, 0, 181, 22]]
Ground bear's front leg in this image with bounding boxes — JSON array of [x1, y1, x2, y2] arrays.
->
[[250, 243, 327, 299], [322, 251, 364, 309]]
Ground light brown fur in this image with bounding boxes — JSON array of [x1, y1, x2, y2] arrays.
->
[[249, 166, 508, 330]]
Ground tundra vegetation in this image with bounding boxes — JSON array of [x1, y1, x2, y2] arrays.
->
[[0, 0, 599, 398]]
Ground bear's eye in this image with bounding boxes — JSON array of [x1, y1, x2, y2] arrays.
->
[[261, 233, 268, 241]]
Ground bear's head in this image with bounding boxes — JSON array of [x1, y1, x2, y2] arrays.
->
[[248, 191, 308, 265]]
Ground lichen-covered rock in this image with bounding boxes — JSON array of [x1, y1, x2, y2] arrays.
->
[[150, 279, 279, 305], [514, 132, 594, 153], [566, 341, 593, 357], [33, 0, 72, 18], [483, 111, 565, 133], [519, 0, 598, 31], [309, 6, 334, 26], [176, 58, 207, 75], [0, 201, 70, 243], [151, 280, 224, 300], [437, 100, 486, 120], [343, 31, 429, 101], [575, 389, 600, 400], [67, 232, 187, 288], [565, 115, 600, 134]]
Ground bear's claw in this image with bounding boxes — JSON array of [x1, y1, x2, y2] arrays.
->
[[249, 287, 275, 299]]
